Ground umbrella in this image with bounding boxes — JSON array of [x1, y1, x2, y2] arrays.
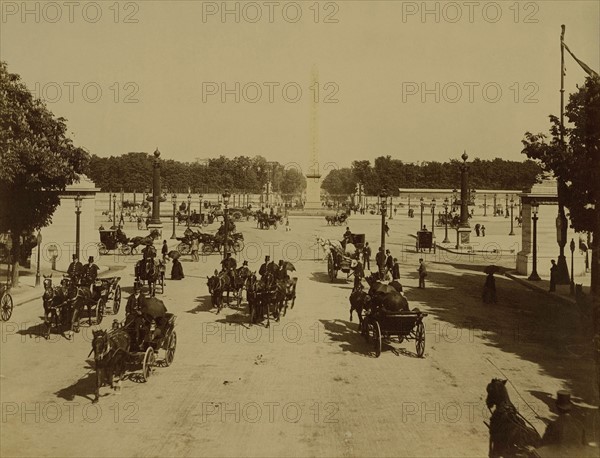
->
[[142, 297, 168, 319], [370, 281, 396, 295], [283, 261, 296, 272], [484, 265, 500, 275], [168, 250, 180, 260]]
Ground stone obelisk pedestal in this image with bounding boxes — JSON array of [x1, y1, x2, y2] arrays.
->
[[304, 173, 322, 211]]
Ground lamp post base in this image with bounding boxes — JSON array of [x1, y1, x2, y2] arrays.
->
[[528, 272, 541, 281]]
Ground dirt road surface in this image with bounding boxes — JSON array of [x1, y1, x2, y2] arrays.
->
[[1, 215, 598, 457]]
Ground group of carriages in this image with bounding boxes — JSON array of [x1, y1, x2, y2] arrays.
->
[[175, 227, 244, 256], [324, 211, 349, 226], [97, 228, 160, 256], [207, 258, 298, 327], [255, 211, 283, 230]]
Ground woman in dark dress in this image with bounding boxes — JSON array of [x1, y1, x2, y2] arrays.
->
[[171, 258, 184, 280]]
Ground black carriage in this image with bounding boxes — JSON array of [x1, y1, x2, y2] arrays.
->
[[114, 310, 177, 382], [98, 229, 135, 255], [361, 310, 428, 358], [416, 230, 436, 253], [347, 233, 365, 250], [201, 233, 244, 255]]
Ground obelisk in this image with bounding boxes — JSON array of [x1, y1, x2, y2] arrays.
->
[[147, 148, 164, 234], [303, 66, 322, 211]]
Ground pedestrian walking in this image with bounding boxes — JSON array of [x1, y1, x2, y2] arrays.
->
[[549, 259, 557, 292], [481, 225, 486, 237], [285, 217, 290, 231], [475, 223, 481, 237], [417, 258, 427, 288], [362, 242, 371, 271], [191, 237, 199, 262], [391, 258, 400, 280], [161, 240, 169, 261], [385, 249, 394, 278], [375, 246, 386, 278], [384, 222, 390, 236]]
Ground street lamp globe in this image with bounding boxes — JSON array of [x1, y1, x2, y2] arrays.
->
[[223, 189, 231, 206], [171, 192, 177, 202], [443, 197, 449, 209], [531, 200, 539, 216], [75, 193, 82, 210], [379, 188, 388, 212]]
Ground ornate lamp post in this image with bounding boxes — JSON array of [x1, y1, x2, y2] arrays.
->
[[171, 193, 177, 239], [222, 189, 231, 260], [509, 196, 515, 235], [420, 197, 424, 229], [442, 198, 450, 243], [458, 152, 470, 228], [108, 189, 112, 214], [569, 239, 575, 295], [35, 230, 42, 287], [483, 193, 487, 216], [505, 194, 509, 218], [75, 193, 82, 260], [493, 194, 497, 217], [430, 198, 436, 237], [199, 193, 203, 223], [379, 188, 388, 252], [408, 193, 411, 210], [528, 201, 541, 281], [187, 191, 192, 228], [389, 194, 393, 220], [112, 193, 116, 226]]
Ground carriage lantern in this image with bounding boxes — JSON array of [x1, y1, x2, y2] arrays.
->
[[171, 193, 177, 239], [442, 197, 450, 243]]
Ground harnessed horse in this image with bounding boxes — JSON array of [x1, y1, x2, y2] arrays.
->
[[42, 275, 70, 339], [135, 257, 162, 296], [90, 328, 131, 403], [485, 378, 541, 457]]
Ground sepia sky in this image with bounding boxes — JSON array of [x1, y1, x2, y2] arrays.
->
[[1, 0, 598, 172]]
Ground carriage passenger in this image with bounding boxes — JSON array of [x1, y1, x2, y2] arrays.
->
[[221, 252, 237, 284], [142, 242, 157, 260], [259, 256, 270, 279], [80, 256, 99, 290]]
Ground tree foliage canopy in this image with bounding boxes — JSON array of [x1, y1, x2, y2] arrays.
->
[[320, 156, 541, 197]]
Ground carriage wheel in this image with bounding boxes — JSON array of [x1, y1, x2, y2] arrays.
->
[[415, 321, 425, 358], [1, 292, 13, 321], [233, 240, 243, 253], [95, 298, 106, 325], [98, 243, 108, 256], [164, 332, 177, 366], [113, 286, 121, 314], [201, 243, 214, 255], [142, 347, 155, 382], [119, 245, 132, 256], [373, 321, 382, 357], [177, 243, 191, 255]]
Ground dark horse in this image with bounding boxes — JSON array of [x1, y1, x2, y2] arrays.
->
[[64, 279, 99, 334], [91, 328, 131, 403], [42, 275, 70, 339], [207, 270, 234, 312], [135, 258, 162, 296], [485, 378, 541, 457]]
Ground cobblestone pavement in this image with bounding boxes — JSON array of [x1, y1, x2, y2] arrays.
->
[[1, 215, 598, 457]]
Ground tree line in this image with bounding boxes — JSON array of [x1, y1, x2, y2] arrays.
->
[[321, 157, 543, 197], [85, 153, 306, 197]]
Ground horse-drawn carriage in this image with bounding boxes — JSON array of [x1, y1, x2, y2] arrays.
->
[[361, 309, 428, 357], [246, 272, 298, 326], [98, 229, 134, 255], [325, 212, 349, 226], [91, 302, 177, 402], [323, 235, 364, 282], [201, 232, 244, 255], [256, 213, 282, 230]]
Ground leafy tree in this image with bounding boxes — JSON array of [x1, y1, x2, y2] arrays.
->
[[522, 76, 600, 296], [0, 62, 89, 286]]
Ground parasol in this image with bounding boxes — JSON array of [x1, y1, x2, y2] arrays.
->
[[484, 265, 500, 275], [168, 250, 180, 260], [142, 297, 168, 319]]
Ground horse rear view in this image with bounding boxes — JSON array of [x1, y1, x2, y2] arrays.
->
[[485, 378, 541, 457]]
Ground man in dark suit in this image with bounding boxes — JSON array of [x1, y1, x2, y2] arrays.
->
[[67, 254, 83, 283], [375, 247, 386, 279], [259, 256, 270, 278], [80, 256, 99, 288], [125, 281, 147, 349], [385, 250, 394, 277], [542, 391, 586, 446], [391, 258, 400, 281]]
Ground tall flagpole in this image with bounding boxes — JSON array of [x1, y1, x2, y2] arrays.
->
[[556, 25, 570, 285]]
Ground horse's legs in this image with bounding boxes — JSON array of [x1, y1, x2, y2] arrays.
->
[[93, 367, 102, 403]]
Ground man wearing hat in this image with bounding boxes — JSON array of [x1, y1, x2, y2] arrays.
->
[[221, 252, 237, 285], [125, 281, 147, 350], [142, 241, 156, 260], [80, 256, 99, 288], [237, 260, 251, 280], [67, 254, 83, 284], [259, 256, 270, 279], [542, 390, 587, 446]]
